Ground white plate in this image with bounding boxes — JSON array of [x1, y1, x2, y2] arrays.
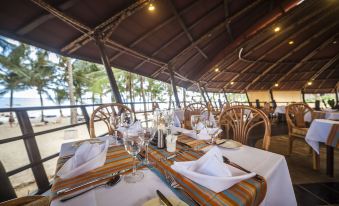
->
[[218, 140, 242, 149], [143, 196, 188, 206]]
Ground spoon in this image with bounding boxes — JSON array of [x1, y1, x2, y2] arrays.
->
[[60, 175, 121, 202]]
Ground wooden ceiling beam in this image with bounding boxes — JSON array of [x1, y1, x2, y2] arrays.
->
[[224, 0, 234, 41], [60, 0, 148, 53], [188, 0, 307, 84], [219, 7, 330, 91], [169, 0, 265, 67], [167, 0, 208, 59], [108, 0, 203, 63], [244, 21, 339, 90], [17, 0, 79, 35], [203, 0, 320, 84], [30, 0, 167, 68], [270, 34, 339, 89]]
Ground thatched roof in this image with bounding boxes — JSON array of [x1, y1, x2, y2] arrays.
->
[[0, 0, 338, 93]]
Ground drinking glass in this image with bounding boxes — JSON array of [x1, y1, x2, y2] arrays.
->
[[191, 115, 203, 139], [205, 119, 215, 143], [123, 130, 144, 183], [141, 127, 156, 165]]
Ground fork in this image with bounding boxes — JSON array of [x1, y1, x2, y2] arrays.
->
[[164, 172, 201, 206]]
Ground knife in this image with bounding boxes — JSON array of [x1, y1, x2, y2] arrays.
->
[[156, 190, 173, 206], [56, 167, 133, 195]]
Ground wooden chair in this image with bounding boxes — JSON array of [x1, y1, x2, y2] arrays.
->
[[89, 103, 135, 138], [219, 105, 271, 150], [183, 103, 207, 129], [285, 103, 319, 169], [0, 196, 50, 206]]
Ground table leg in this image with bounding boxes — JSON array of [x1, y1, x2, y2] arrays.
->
[[312, 150, 320, 170], [326, 145, 334, 177]]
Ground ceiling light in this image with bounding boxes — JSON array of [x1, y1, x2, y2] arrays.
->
[[230, 81, 234, 85], [288, 40, 294, 45], [148, 3, 155, 11], [333, 41, 337, 44], [214, 68, 220, 72], [274, 83, 279, 87], [274, 27, 281, 32], [307, 81, 312, 86]]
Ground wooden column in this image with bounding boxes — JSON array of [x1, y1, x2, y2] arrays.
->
[[183, 88, 187, 108], [269, 89, 274, 103], [198, 83, 208, 104], [203, 86, 212, 103], [301, 89, 306, 103], [335, 86, 339, 105], [168, 64, 181, 108], [222, 88, 229, 103], [15, 110, 50, 192], [94, 33, 123, 103], [245, 91, 250, 105]]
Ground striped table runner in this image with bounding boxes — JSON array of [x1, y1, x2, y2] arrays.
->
[[51, 145, 139, 198], [327, 124, 339, 148], [177, 134, 210, 150], [148, 145, 267, 206]]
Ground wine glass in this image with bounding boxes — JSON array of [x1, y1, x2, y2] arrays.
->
[[141, 126, 156, 165], [205, 119, 215, 143], [191, 115, 204, 139], [123, 130, 144, 183]]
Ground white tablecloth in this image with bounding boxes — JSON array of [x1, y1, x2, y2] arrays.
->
[[304, 111, 339, 122], [52, 144, 296, 206], [305, 119, 339, 154]]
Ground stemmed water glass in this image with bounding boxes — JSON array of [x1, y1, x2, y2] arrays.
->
[[205, 119, 215, 143], [191, 115, 203, 139], [140, 126, 157, 165], [123, 129, 144, 183]]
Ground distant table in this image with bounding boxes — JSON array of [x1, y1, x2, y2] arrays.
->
[[305, 119, 339, 176], [304, 111, 339, 122], [274, 106, 286, 122]]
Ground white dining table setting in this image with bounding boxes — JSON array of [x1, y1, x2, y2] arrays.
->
[[51, 138, 297, 206], [305, 119, 339, 154]]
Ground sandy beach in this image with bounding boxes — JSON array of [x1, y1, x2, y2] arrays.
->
[[0, 116, 109, 197]]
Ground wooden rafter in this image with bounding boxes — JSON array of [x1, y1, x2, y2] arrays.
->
[[108, 0, 203, 63], [223, 6, 337, 91], [271, 34, 339, 89], [204, 0, 319, 84], [30, 0, 167, 68], [167, 0, 208, 59], [223, 0, 234, 41], [189, 0, 305, 84], [245, 21, 339, 90], [60, 0, 148, 53], [17, 0, 79, 35], [170, 0, 264, 67]]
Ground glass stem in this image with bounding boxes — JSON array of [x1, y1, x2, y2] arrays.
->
[[145, 143, 149, 163], [132, 155, 136, 175]]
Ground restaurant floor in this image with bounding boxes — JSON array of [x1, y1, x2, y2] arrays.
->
[[255, 123, 339, 206]]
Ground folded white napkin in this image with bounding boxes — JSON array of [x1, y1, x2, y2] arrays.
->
[[171, 126, 221, 140], [202, 111, 217, 127], [171, 147, 255, 193], [57, 140, 109, 179]]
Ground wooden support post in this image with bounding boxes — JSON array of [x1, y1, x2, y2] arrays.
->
[[168, 64, 181, 108], [183, 88, 187, 108], [269, 89, 274, 103], [222, 88, 229, 103], [15, 110, 50, 192], [335, 87, 339, 105], [203, 87, 212, 104], [80, 106, 90, 133], [198, 83, 208, 104], [301, 89, 306, 103], [245, 91, 250, 105], [94, 34, 123, 103]]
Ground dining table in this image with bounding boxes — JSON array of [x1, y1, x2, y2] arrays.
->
[[305, 119, 339, 177], [50, 136, 297, 206]]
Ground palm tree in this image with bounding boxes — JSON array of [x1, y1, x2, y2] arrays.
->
[[53, 88, 67, 117], [27, 49, 56, 122], [0, 43, 28, 123]]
